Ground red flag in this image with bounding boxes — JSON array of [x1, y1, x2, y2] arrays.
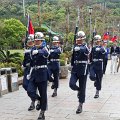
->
[[28, 20, 34, 35], [111, 35, 117, 42], [103, 32, 109, 40], [27, 14, 34, 35]]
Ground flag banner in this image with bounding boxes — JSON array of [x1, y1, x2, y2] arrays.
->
[[103, 32, 110, 40], [111, 35, 117, 42]]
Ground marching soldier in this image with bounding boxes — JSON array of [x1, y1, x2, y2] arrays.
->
[[27, 32, 49, 120], [110, 41, 119, 74], [90, 35, 105, 98], [22, 35, 38, 111], [48, 36, 62, 97], [69, 31, 89, 114]]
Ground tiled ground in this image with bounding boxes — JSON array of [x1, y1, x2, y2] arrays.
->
[[0, 61, 120, 120]]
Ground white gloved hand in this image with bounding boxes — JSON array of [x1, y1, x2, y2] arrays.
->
[[96, 48, 100, 51], [27, 74, 31, 80], [32, 50, 38, 55], [74, 46, 80, 51], [50, 49, 54, 53], [21, 65, 25, 70], [24, 49, 31, 54]]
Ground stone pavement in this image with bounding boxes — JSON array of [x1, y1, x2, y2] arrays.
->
[[0, 61, 120, 120]]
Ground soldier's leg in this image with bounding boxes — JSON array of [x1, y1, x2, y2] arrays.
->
[[27, 80, 41, 111], [76, 75, 87, 114], [22, 77, 29, 91], [94, 71, 103, 98], [51, 69, 59, 97], [37, 81, 47, 120], [69, 72, 79, 91]]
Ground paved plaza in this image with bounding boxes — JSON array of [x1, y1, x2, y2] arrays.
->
[[0, 61, 120, 120]]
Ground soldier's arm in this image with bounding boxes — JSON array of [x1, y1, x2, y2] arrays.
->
[[84, 46, 90, 56], [53, 47, 62, 54], [38, 47, 49, 58], [71, 51, 74, 66]]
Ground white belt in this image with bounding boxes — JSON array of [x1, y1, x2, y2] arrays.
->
[[93, 59, 103, 62], [112, 53, 117, 56], [74, 61, 88, 64], [34, 65, 47, 69], [50, 59, 60, 62]]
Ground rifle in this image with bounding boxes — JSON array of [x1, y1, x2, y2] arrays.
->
[[74, 25, 78, 45]]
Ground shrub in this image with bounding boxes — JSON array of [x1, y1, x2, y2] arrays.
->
[[60, 59, 65, 66]]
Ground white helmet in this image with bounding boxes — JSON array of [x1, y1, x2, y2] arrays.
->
[[27, 34, 34, 42], [77, 31, 86, 40], [35, 32, 44, 40], [53, 36, 59, 42], [94, 35, 101, 41]]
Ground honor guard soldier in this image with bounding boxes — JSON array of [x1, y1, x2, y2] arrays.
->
[[90, 35, 105, 98], [22, 34, 38, 111], [69, 31, 89, 114], [110, 41, 119, 73], [27, 32, 49, 120], [48, 36, 62, 97]]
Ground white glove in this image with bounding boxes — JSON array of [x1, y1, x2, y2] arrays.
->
[[50, 49, 54, 53], [24, 49, 31, 54], [74, 47, 80, 51], [21, 65, 25, 70], [27, 74, 31, 80], [32, 50, 38, 55], [96, 48, 100, 51]]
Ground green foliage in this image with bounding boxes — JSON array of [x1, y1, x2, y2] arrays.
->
[[0, 49, 23, 64], [60, 59, 65, 66], [34, 27, 48, 33], [1, 18, 26, 49], [60, 53, 66, 61]]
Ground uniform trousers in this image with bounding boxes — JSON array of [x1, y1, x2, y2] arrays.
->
[[69, 72, 87, 103], [27, 80, 47, 111]]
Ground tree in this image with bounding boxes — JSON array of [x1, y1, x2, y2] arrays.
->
[[2, 18, 26, 49]]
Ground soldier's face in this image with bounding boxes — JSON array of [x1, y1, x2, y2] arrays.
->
[[27, 41, 34, 47], [34, 40, 42, 47], [53, 42, 59, 46], [76, 39, 83, 45], [96, 40, 101, 45]]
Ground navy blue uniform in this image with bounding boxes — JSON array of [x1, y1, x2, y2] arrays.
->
[[27, 46, 49, 111], [69, 44, 89, 103], [22, 49, 31, 91], [90, 45, 105, 90], [48, 46, 61, 89]]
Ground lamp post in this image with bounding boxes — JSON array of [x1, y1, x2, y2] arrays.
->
[[89, 7, 93, 41], [23, 0, 25, 17]]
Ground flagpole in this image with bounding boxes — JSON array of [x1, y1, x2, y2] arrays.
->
[[23, 0, 25, 17]]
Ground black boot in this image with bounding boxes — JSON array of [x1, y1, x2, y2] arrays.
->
[[37, 111, 45, 120], [28, 101, 35, 111], [51, 82, 55, 89], [36, 100, 41, 111], [52, 88, 57, 97], [94, 90, 99, 98], [76, 103, 83, 114]]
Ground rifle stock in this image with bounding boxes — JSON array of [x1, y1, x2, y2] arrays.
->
[[74, 26, 78, 45]]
